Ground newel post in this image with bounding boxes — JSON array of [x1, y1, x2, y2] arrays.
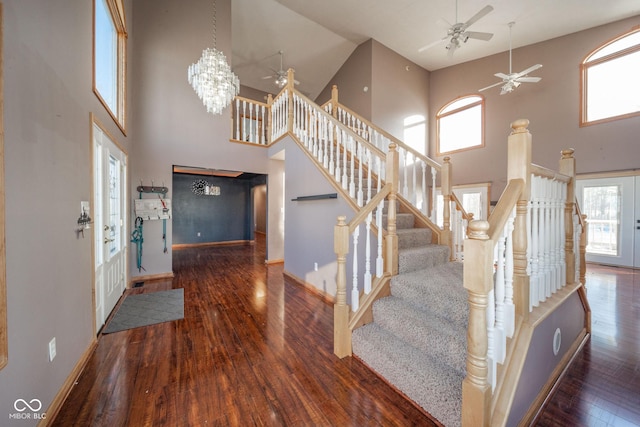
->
[[441, 156, 453, 256], [286, 68, 295, 134], [334, 215, 352, 358], [331, 85, 339, 118], [559, 148, 576, 284], [462, 220, 493, 427], [385, 143, 399, 275], [266, 94, 273, 145], [507, 119, 532, 321]]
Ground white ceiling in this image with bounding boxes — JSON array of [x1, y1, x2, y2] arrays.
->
[[231, 0, 640, 99]]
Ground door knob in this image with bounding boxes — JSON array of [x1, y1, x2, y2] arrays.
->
[[104, 237, 115, 244], [104, 225, 110, 231]]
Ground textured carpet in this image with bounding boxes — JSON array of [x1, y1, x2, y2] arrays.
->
[[352, 211, 467, 427], [102, 288, 184, 334]]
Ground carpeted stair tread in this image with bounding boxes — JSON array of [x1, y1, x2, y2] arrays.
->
[[391, 262, 468, 327], [380, 212, 415, 229], [352, 322, 463, 427], [372, 295, 467, 376], [397, 228, 432, 249], [398, 244, 450, 273]]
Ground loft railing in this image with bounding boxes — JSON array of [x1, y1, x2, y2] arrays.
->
[[462, 119, 590, 426]]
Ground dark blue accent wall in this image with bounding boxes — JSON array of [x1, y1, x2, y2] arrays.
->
[[172, 173, 264, 245]]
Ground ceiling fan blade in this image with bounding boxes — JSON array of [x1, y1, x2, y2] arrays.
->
[[463, 5, 493, 29], [479, 81, 504, 92], [418, 36, 447, 53], [464, 31, 493, 41], [262, 75, 275, 80], [513, 64, 543, 78], [494, 72, 509, 79], [516, 76, 541, 83], [293, 79, 300, 85]]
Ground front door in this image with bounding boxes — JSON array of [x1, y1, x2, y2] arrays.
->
[[93, 122, 127, 332], [576, 175, 637, 268]]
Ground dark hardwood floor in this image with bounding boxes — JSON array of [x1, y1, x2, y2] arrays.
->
[[52, 236, 438, 426], [534, 264, 640, 427], [52, 236, 640, 426]]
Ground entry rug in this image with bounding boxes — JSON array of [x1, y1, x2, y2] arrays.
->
[[102, 288, 184, 334]]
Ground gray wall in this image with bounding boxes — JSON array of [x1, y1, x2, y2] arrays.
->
[[0, 0, 133, 423], [282, 137, 354, 297], [131, 0, 279, 277], [172, 173, 261, 245], [430, 16, 640, 200]]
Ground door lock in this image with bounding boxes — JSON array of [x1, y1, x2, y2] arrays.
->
[[104, 225, 110, 231]]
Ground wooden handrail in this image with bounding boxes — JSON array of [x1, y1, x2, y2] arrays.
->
[[450, 191, 474, 221], [329, 99, 442, 170], [487, 179, 524, 243], [531, 164, 572, 183], [233, 95, 269, 109]]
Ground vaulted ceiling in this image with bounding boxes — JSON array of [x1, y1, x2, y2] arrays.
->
[[231, 0, 640, 99]]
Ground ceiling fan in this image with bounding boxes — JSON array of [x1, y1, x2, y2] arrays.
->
[[262, 50, 299, 88], [418, 1, 494, 57], [479, 22, 542, 95]]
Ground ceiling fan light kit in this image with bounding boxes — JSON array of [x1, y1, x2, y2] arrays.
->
[[262, 50, 300, 89]]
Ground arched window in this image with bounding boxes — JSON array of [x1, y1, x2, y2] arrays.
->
[[436, 95, 484, 155], [580, 28, 640, 126]]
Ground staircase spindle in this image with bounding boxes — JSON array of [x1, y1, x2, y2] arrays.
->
[[235, 98, 240, 141], [357, 142, 364, 207], [364, 212, 372, 294], [351, 225, 360, 312], [349, 136, 356, 199]]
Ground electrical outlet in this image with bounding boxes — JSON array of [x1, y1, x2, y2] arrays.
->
[[197, 232, 201, 237], [314, 262, 318, 271], [48, 337, 56, 362]]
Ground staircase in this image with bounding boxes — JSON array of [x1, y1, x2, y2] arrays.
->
[[353, 204, 466, 427], [232, 74, 590, 427]]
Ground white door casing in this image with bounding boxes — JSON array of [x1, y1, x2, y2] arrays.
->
[[93, 122, 127, 332]]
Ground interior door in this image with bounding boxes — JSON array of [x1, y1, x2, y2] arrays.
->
[[93, 123, 127, 332], [576, 176, 635, 267]]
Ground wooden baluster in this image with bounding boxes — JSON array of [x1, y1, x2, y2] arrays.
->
[[386, 143, 399, 275], [266, 94, 273, 144], [323, 116, 329, 168], [357, 142, 363, 207], [421, 162, 428, 215], [402, 149, 409, 198], [351, 225, 360, 312], [335, 129, 342, 183], [376, 199, 384, 278], [494, 225, 506, 364], [342, 131, 349, 190], [505, 211, 515, 338], [366, 148, 372, 205], [559, 182, 567, 288], [328, 120, 335, 176], [235, 98, 240, 141], [349, 136, 356, 199], [442, 157, 452, 257], [334, 216, 351, 358], [431, 167, 437, 222], [412, 154, 417, 206], [487, 286, 496, 391], [364, 212, 372, 294], [559, 148, 576, 285], [249, 101, 254, 143], [462, 220, 492, 427], [261, 104, 266, 144], [331, 85, 338, 118], [544, 178, 552, 299], [242, 99, 247, 141]]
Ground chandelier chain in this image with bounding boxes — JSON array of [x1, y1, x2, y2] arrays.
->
[[212, 0, 217, 48]]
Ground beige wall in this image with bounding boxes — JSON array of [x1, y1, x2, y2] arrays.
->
[[131, 0, 276, 276], [0, 0, 133, 421], [430, 16, 640, 200]]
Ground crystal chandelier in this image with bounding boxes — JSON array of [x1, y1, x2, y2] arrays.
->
[[187, 0, 239, 115]]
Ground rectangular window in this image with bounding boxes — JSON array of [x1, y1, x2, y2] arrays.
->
[[94, 0, 127, 133]]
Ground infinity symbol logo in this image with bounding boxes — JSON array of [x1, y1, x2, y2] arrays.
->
[[14, 398, 42, 412]]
